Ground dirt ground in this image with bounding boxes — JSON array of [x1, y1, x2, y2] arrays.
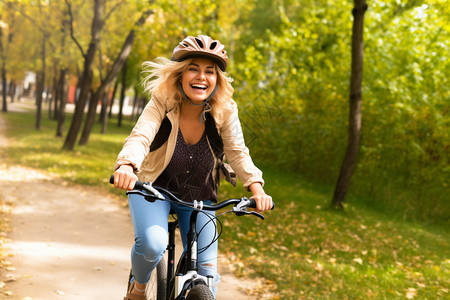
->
[[0, 107, 258, 300]]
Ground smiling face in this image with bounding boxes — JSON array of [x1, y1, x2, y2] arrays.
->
[[180, 58, 218, 104]]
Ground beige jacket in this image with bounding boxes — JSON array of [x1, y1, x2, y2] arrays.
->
[[114, 96, 264, 190]]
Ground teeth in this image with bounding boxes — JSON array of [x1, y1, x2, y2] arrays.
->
[[191, 84, 207, 90]]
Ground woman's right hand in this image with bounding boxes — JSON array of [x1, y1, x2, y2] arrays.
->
[[113, 164, 138, 190]]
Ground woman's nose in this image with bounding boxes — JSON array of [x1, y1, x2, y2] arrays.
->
[[197, 71, 206, 79]]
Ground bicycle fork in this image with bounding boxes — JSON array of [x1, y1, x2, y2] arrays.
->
[[170, 210, 214, 299]]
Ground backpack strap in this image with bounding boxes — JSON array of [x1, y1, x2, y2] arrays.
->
[[149, 116, 172, 152], [205, 112, 237, 187], [205, 112, 224, 160]]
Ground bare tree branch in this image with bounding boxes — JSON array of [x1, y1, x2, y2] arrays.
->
[[104, 0, 126, 22], [98, 48, 103, 82], [65, 0, 85, 57]]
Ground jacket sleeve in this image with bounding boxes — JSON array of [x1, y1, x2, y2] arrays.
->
[[114, 98, 166, 171], [220, 104, 264, 190]]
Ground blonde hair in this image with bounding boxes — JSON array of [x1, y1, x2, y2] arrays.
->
[[141, 57, 234, 122]]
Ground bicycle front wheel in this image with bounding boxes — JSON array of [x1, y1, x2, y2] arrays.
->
[[185, 284, 215, 300], [146, 257, 167, 300]]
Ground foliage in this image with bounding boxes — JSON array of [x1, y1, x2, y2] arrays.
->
[[231, 0, 353, 178], [229, 0, 449, 221], [355, 0, 450, 220]]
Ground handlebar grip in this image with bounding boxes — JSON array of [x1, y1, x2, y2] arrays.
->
[[134, 180, 143, 190], [109, 175, 143, 190], [248, 198, 275, 210]]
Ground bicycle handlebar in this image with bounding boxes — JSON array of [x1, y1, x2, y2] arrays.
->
[[109, 175, 274, 219]]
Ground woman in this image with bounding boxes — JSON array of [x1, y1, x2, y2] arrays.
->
[[113, 35, 272, 299]]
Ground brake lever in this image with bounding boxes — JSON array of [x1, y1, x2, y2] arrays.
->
[[142, 182, 165, 200], [232, 208, 265, 220], [249, 211, 265, 220], [232, 198, 265, 220], [126, 182, 165, 202], [125, 190, 156, 202]]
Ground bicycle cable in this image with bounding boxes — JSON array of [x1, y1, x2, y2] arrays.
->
[[196, 210, 236, 254]]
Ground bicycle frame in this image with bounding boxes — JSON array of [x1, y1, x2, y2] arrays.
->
[[109, 175, 272, 300]]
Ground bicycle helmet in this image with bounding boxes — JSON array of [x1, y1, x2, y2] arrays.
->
[[172, 35, 228, 71]]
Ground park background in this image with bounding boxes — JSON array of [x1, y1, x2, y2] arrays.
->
[[0, 0, 448, 299]]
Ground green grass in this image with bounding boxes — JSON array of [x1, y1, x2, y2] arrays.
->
[[2, 108, 135, 196], [218, 169, 449, 299], [1, 109, 449, 299]]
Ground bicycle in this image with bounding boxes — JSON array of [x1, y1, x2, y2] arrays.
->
[[110, 175, 273, 300]]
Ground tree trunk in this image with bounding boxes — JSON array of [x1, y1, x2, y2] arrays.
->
[[100, 88, 110, 134], [63, 0, 103, 150], [9, 80, 16, 103], [52, 65, 59, 120], [78, 10, 152, 145], [108, 78, 119, 118], [48, 66, 57, 120], [331, 0, 367, 208], [56, 68, 68, 137], [35, 71, 44, 130], [56, 8, 69, 137], [35, 33, 46, 130], [99, 86, 109, 124], [0, 27, 7, 113], [1, 66, 6, 113], [118, 60, 127, 128], [130, 86, 139, 121]]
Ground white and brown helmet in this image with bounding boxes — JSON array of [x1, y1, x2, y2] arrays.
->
[[172, 35, 229, 71]]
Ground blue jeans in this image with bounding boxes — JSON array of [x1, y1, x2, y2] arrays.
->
[[128, 193, 220, 295]]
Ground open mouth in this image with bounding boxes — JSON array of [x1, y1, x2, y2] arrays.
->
[[191, 84, 208, 91]]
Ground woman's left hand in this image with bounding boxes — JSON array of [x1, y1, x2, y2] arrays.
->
[[249, 182, 273, 212]]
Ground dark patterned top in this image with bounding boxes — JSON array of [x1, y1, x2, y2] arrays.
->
[[154, 129, 217, 203]]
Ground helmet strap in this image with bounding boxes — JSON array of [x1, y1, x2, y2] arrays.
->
[[178, 82, 218, 123]]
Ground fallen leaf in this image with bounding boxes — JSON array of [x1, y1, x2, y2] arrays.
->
[[406, 288, 417, 299], [353, 258, 363, 265], [416, 282, 426, 288], [315, 263, 324, 271]]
